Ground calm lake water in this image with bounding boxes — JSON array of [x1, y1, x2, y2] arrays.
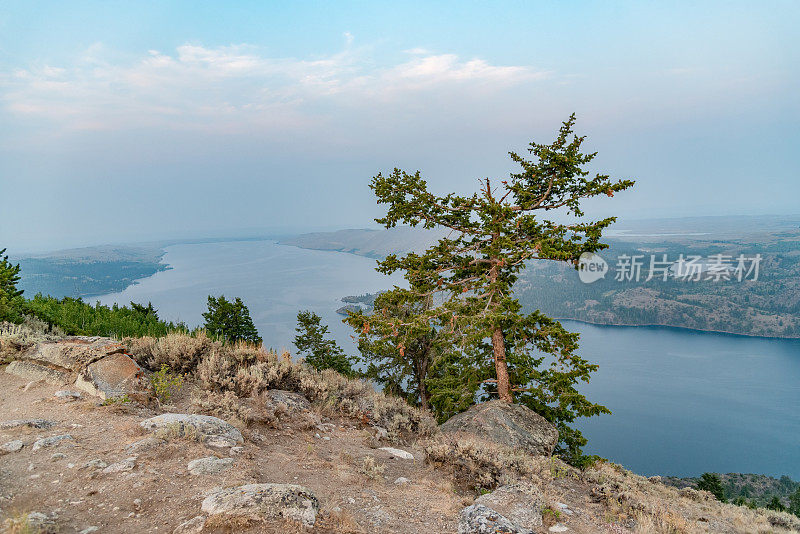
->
[[98, 240, 800, 479]]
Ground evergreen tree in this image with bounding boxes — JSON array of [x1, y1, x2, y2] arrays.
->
[[766, 495, 787, 512], [0, 248, 24, 323], [202, 295, 261, 344], [130, 301, 159, 319], [295, 310, 353, 375], [344, 288, 451, 410], [789, 487, 800, 517], [697, 473, 727, 502], [369, 115, 633, 462]]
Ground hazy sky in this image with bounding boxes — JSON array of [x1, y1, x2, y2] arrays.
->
[[1, 1, 798, 252]]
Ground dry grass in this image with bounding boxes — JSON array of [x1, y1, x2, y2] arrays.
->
[[0, 317, 63, 363], [423, 433, 552, 491], [582, 462, 800, 533]]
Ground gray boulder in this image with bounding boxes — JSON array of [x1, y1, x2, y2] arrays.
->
[[458, 504, 531, 534], [474, 482, 544, 530], [139, 413, 243, 444], [201, 483, 319, 527], [187, 456, 234, 475], [440, 400, 558, 456]]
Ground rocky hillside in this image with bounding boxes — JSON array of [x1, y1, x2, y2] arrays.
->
[[1, 329, 798, 533]]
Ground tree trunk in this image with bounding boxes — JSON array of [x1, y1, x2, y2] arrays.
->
[[492, 326, 513, 402], [417, 355, 430, 411]]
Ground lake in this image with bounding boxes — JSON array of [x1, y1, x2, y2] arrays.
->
[[98, 239, 800, 479]]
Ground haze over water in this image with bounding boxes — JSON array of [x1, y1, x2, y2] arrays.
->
[[98, 239, 800, 479]]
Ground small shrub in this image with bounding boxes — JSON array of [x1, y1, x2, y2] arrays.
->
[[360, 456, 386, 480], [424, 434, 551, 490], [150, 364, 185, 404]]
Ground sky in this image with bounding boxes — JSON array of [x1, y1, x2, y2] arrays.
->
[[1, 1, 798, 252]]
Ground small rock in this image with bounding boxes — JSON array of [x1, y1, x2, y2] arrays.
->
[[78, 527, 99, 534], [378, 446, 414, 460], [50, 453, 67, 461], [230, 446, 244, 455], [206, 436, 238, 449], [202, 483, 319, 527], [187, 456, 234, 475], [26, 512, 57, 531], [549, 525, 569, 533], [0, 418, 56, 430], [133, 498, 142, 509], [125, 437, 166, 454], [394, 477, 411, 485], [82, 459, 108, 470], [32, 434, 74, 451], [458, 504, 531, 534], [1, 439, 24, 453], [556, 502, 574, 515], [102, 456, 137, 473], [173, 516, 206, 533], [54, 390, 82, 401]]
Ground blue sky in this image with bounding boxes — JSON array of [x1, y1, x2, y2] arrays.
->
[[1, 1, 798, 251]]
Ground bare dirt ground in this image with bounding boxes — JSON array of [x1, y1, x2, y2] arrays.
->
[[0, 371, 466, 533]]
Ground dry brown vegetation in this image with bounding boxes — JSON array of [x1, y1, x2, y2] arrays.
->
[[127, 332, 437, 442]]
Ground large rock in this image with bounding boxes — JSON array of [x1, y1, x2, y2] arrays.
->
[[440, 400, 558, 457], [201, 483, 319, 527], [458, 504, 531, 534], [139, 414, 243, 444], [474, 483, 544, 530], [5, 360, 69, 385], [75, 353, 153, 400]]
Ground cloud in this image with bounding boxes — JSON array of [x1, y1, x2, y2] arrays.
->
[[0, 42, 549, 133]]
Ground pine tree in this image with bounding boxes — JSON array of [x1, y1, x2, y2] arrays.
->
[[697, 473, 727, 502], [0, 248, 24, 323], [344, 287, 450, 410], [295, 310, 353, 375], [767, 495, 787, 512], [369, 115, 633, 461], [202, 295, 261, 344], [789, 486, 800, 517]]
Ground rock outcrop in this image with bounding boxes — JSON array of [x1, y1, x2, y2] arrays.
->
[[4, 337, 154, 401], [201, 483, 319, 527], [440, 400, 558, 457], [74, 352, 153, 400]]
